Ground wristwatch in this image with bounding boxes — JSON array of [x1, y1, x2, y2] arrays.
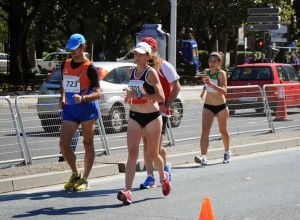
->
[[165, 101, 171, 108], [136, 91, 143, 99], [81, 95, 87, 102]]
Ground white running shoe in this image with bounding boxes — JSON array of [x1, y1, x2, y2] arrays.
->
[[194, 155, 208, 166]]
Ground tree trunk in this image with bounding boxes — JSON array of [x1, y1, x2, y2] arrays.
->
[[7, 0, 45, 85], [27, 35, 37, 68], [8, 1, 23, 84]]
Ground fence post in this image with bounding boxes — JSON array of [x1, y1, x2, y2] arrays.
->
[[15, 96, 33, 164], [262, 85, 275, 133], [273, 84, 289, 121]]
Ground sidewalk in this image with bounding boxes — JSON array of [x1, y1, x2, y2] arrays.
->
[[0, 130, 299, 194]]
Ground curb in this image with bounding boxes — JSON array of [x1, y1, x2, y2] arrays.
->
[[116, 137, 300, 172], [0, 137, 299, 194], [0, 164, 119, 194]]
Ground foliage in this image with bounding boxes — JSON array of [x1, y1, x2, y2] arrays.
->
[[0, 1, 8, 52], [0, 0, 298, 84]]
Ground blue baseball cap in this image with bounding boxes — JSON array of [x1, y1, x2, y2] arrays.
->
[[65, 33, 86, 50]]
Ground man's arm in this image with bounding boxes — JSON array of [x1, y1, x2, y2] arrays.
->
[[165, 79, 181, 108]]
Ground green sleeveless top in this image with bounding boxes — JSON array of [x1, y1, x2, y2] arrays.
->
[[207, 69, 219, 81], [206, 69, 220, 93]]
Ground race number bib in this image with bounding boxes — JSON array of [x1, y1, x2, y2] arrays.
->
[[128, 80, 146, 94], [206, 79, 218, 93], [63, 75, 80, 93]]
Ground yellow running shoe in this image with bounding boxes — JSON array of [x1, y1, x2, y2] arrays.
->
[[64, 173, 81, 190], [73, 178, 89, 191]]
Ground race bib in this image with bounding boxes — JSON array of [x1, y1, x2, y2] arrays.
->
[[63, 75, 80, 93], [128, 80, 146, 94], [206, 79, 218, 93]]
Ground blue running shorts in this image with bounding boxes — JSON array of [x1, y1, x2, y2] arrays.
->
[[62, 101, 99, 123]]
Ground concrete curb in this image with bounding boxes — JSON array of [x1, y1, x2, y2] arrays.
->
[[117, 137, 300, 172], [1, 137, 299, 194], [0, 164, 119, 194]]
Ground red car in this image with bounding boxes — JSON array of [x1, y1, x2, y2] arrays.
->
[[226, 63, 300, 115]]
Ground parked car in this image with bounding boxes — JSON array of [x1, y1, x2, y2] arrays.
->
[[36, 50, 89, 73], [37, 62, 184, 133], [0, 53, 9, 73], [227, 63, 300, 115]]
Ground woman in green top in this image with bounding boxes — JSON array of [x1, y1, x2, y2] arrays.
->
[[195, 52, 231, 165]]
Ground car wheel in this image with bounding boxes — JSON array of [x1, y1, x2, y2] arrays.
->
[[255, 107, 265, 113], [170, 99, 183, 128], [105, 105, 126, 133], [228, 105, 235, 115], [229, 109, 236, 115]]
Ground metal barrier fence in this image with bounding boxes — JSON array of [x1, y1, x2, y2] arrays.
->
[[263, 83, 300, 131], [0, 96, 27, 165], [0, 84, 300, 166], [14, 95, 108, 164], [82, 91, 175, 153], [173, 86, 273, 148]]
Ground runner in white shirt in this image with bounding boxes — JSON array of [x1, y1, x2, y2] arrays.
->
[[140, 37, 181, 189]]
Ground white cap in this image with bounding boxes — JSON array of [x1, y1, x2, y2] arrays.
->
[[133, 42, 152, 54]]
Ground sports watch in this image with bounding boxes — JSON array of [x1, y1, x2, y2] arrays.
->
[[81, 95, 87, 102], [136, 91, 143, 99]]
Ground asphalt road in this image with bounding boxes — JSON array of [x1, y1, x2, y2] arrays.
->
[[1, 147, 299, 220]]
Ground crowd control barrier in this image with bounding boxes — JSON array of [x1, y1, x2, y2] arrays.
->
[[0, 84, 299, 166], [0, 96, 28, 165]]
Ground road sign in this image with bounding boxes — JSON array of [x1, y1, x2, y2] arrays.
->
[[247, 16, 281, 23], [247, 7, 281, 32], [248, 24, 280, 31], [248, 7, 281, 15]]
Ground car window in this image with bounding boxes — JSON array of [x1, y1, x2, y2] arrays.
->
[[230, 67, 272, 80], [103, 66, 131, 84], [48, 68, 62, 84], [282, 66, 300, 82], [256, 68, 271, 80], [276, 66, 289, 81], [104, 69, 118, 83], [57, 54, 67, 61], [45, 54, 54, 61], [0, 54, 8, 60], [116, 66, 130, 84]]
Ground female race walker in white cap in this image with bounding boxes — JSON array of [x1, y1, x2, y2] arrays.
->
[[117, 42, 171, 205]]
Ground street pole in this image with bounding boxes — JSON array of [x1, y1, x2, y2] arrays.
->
[[169, 0, 177, 69]]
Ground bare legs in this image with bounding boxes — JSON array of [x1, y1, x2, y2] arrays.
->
[[125, 116, 165, 190], [200, 107, 230, 156], [143, 134, 166, 177], [59, 119, 96, 178]]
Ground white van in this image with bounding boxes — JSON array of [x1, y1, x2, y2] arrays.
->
[[36, 51, 89, 73]]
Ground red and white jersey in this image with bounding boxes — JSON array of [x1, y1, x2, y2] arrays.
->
[[158, 59, 180, 116]]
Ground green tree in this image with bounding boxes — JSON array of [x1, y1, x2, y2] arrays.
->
[[2, 0, 297, 85], [0, 5, 8, 53]]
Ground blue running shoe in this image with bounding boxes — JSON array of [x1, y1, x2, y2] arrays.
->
[[140, 175, 156, 189], [164, 162, 172, 182]]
